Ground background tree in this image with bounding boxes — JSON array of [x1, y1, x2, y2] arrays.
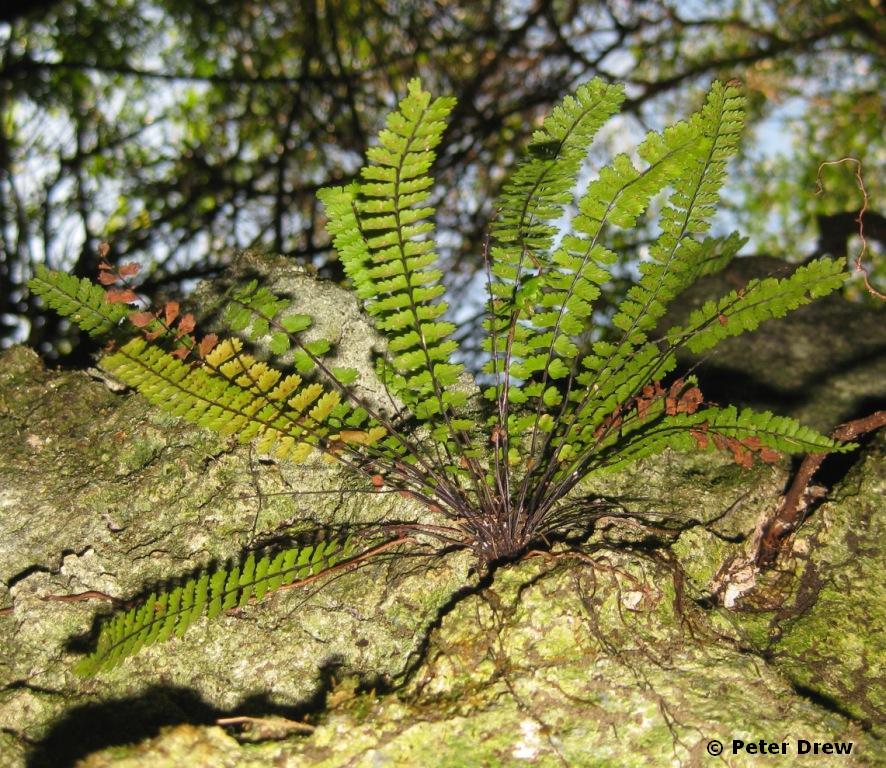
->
[[1, 0, 882, 362]]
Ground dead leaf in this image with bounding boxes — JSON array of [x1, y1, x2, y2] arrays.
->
[[105, 288, 138, 304], [118, 262, 141, 278], [198, 333, 218, 358], [177, 312, 196, 335], [164, 300, 180, 326], [128, 311, 155, 328]]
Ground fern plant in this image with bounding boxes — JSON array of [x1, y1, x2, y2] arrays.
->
[[30, 78, 853, 675]]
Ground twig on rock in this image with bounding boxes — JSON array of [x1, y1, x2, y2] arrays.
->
[[756, 410, 886, 565]]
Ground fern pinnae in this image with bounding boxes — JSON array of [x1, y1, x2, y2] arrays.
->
[[518, 118, 709, 499], [212, 346, 454, 510], [74, 536, 410, 676], [319, 89, 464, 455], [355, 80, 462, 429], [104, 338, 432, 506], [540, 84, 745, 496], [555, 235, 751, 464], [545, 254, 848, 506], [327, 185, 473, 499], [108, 291, 375, 473], [325, 186, 458, 481], [664, 256, 850, 354], [111, 291, 441, 504], [223, 285, 458, 497], [490, 79, 625, 285], [50, 268, 344, 474], [29, 265, 130, 337], [497, 91, 706, 524], [170, 289, 453, 505], [320, 83, 500, 521], [585, 406, 850, 476], [487, 82, 624, 415]]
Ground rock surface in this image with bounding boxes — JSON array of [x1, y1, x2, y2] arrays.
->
[[0, 254, 882, 767]]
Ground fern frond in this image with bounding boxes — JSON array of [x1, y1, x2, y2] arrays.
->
[[667, 257, 849, 354], [320, 79, 461, 425], [28, 265, 129, 337], [491, 79, 625, 261], [608, 82, 745, 345], [216, 278, 446, 475], [585, 405, 852, 476], [538, 84, 747, 473], [102, 337, 356, 463], [501, 112, 723, 442], [572, 342, 678, 439], [560, 234, 744, 444], [74, 538, 353, 675], [484, 80, 624, 399], [551, 258, 848, 490]]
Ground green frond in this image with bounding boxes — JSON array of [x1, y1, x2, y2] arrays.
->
[[319, 80, 461, 424], [28, 266, 129, 337], [537, 84, 748, 465], [561, 233, 747, 447], [667, 257, 849, 354], [484, 80, 624, 399], [555, 261, 847, 479], [586, 405, 852, 476], [489, 105, 729, 435], [102, 337, 365, 463], [74, 538, 352, 675], [491, 79, 625, 263], [609, 81, 746, 345]]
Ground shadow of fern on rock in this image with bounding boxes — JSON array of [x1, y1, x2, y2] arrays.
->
[[26, 672, 343, 768]]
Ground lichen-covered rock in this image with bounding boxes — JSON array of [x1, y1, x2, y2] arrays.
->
[[0, 270, 474, 766], [75, 553, 880, 767], [1, 254, 882, 767], [287, 551, 878, 767], [710, 432, 886, 735]]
